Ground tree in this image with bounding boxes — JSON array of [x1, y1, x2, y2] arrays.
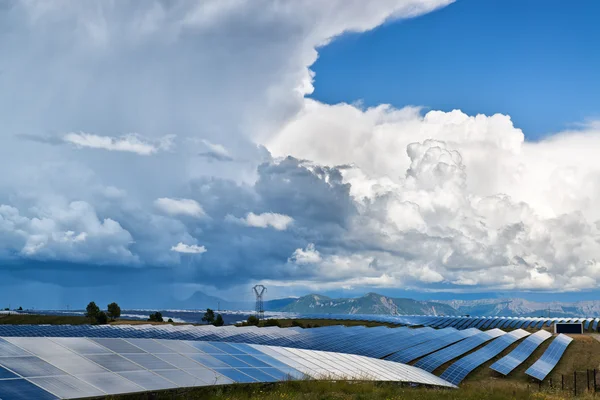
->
[[95, 311, 108, 325], [107, 302, 121, 321], [148, 312, 163, 322], [167, 318, 173, 323], [17, 306, 23, 311], [264, 319, 280, 327], [202, 308, 215, 324], [213, 314, 224, 326], [247, 315, 259, 326], [85, 302, 100, 322]]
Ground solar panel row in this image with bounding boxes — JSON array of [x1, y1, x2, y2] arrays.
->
[[490, 330, 552, 376], [0, 325, 461, 361], [439, 329, 530, 385], [0, 337, 456, 399], [413, 329, 506, 373], [525, 334, 573, 381]]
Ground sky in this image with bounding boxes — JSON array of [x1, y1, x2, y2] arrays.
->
[[1, 0, 600, 309]]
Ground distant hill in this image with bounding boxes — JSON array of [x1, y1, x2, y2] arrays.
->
[[438, 298, 600, 317], [278, 292, 456, 315], [161, 290, 600, 318]]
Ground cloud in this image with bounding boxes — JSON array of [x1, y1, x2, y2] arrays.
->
[[170, 242, 207, 254], [63, 132, 174, 155], [229, 212, 294, 231], [154, 198, 205, 218], [289, 243, 321, 264], [8, 0, 600, 296], [198, 140, 234, 162]]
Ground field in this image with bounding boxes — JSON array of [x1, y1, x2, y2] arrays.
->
[[109, 380, 596, 400]]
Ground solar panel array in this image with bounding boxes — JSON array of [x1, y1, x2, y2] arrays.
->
[[439, 329, 530, 385], [413, 329, 506, 372], [490, 330, 552, 375], [386, 328, 479, 363], [273, 314, 598, 332], [0, 321, 576, 394], [0, 325, 462, 360], [0, 337, 455, 399], [525, 334, 573, 381]]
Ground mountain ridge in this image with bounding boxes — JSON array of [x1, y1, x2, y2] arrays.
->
[[164, 291, 600, 317]]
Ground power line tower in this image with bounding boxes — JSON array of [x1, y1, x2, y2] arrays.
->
[[253, 285, 267, 320]]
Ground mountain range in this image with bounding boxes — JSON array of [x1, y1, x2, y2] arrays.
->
[[167, 291, 600, 318]]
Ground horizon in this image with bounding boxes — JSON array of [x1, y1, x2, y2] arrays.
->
[[2, 1, 600, 310]]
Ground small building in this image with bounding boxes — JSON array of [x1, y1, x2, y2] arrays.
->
[[554, 322, 583, 334]]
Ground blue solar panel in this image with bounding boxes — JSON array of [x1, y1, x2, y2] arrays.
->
[[0, 379, 58, 400], [526, 334, 573, 381], [414, 329, 506, 373], [490, 330, 552, 375], [387, 328, 480, 363], [440, 329, 530, 385]]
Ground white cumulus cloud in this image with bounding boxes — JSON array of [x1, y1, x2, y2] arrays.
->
[[63, 133, 175, 155], [171, 243, 207, 254], [154, 198, 205, 218], [234, 212, 294, 231]]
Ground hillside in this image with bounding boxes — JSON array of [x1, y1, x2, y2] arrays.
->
[[438, 298, 600, 317], [279, 292, 456, 315]]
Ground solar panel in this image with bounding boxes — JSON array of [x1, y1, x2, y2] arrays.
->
[[525, 334, 573, 381], [0, 336, 457, 399], [413, 329, 506, 373], [439, 329, 530, 385], [489, 330, 552, 375], [386, 328, 480, 363]]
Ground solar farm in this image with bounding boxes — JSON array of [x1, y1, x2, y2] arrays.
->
[[0, 313, 595, 399]]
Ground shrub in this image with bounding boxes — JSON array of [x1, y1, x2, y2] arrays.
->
[[213, 314, 224, 327], [264, 319, 280, 327], [148, 312, 164, 322], [247, 315, 260, 326], [95, 311, 108, 325]]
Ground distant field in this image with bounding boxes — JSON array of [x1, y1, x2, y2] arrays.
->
[[0, 314, 147, 325]]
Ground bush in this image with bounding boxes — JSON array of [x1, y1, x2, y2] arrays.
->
[[95, 311, 108, 325], [291, 320, 304, 328], [167, 318, 173, 323], [247, 315, 259, 326], [213, 314, 224, 327], [17, 306, 23, 311], [264, 319, 280, 327], [148, 312, 164, 322]]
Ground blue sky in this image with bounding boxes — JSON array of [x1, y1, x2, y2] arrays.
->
[[312, 0, 600, 140], [2, 1, 600, 310]]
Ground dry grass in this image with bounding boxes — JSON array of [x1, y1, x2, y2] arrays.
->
[[107, 380, 598, 400]]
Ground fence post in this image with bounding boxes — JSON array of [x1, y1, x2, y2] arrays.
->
[[574, 371, 577, 396], [550, 377, 553, 389], [562, 374, 564, 391], [595, 369, 597, 392], [588, 369, 590, 391]]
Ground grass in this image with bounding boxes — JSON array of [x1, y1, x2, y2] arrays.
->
[[0, 313, 150, 325], [0, 313, 91, 325], [107, 380, 597, 400]]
